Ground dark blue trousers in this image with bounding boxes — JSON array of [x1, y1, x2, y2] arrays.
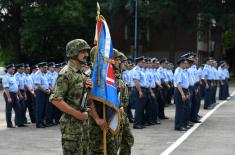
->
[[191, 83, 201, 121], [24, 91, 36, 123], [35, 90, 47, 125], [204, 81, 212, 109], [219, 80, 227, 100], [225, 79, 230, 98], [3, 92, 24, 126], [133, 88, 146, 127], [126, 87, 134, 121], [45, 101, 53, 124], [145, 89, 158, 123], [174, 88, 187, 129], [158, 86, 167, 118]]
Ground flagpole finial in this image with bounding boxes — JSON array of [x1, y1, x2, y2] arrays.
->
[[97, 2, 100, 16]]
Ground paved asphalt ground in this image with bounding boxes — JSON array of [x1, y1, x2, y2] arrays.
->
[[0, 87, 235, 155]]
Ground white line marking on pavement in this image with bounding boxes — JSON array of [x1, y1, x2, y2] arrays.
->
[[160, 91, 235, 155]]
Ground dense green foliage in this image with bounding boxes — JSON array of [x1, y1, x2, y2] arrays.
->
[[0, 0, 235, 64]]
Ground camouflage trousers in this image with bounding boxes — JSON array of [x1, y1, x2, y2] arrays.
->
[[119, 112, 134, 155], [89, 112, 134, 155], [60, 115, 90, 155]]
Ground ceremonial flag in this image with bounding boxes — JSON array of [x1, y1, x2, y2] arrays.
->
[[90, 14, 121, 135]]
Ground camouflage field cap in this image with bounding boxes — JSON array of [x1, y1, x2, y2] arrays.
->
[[90, 46, 97, 61], [113, 49, 127, 62], [66, 39, 90, 58]]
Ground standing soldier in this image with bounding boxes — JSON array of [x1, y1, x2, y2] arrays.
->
[[15, 63, 27, 124], [202, 58, 214, 110], [2, 64, 25, 127], [152, 58, 162, 124], [45, 62, 58, 126], [224, 62, 230, 99], [24, 64, 36, 123], [50, 39, 105, 154], [173, 58, 190, 131], [158, 59, 169, 119], [218, 62, 227, 100], [34, 62, 50, 128], [113, 49, 134, 155], [122, 58, 134, 123], [145, 58, 159, 125], [132, 56, 147, 129]]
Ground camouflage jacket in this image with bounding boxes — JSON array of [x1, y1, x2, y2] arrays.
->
[[115, 73, 128, 108], [49, 60, 88, 135]]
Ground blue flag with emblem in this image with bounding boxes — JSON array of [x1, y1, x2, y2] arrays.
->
[[90, 15, 121, 135]]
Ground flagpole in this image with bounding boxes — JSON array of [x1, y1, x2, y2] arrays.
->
[[96, 3, 107, 155], [103, 104, 107, 155]]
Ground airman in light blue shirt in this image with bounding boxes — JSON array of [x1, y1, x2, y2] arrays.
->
[[14, 63, 26, 90], [34, 63, 49, 91], [2, 73, 19, 93]]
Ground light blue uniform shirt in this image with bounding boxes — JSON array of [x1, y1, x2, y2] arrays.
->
[[191, 65, 199, 82], [14, 72, 25, 90], [218, 67, 226, 80], [212, 67, 219, 80], [202, 64, 211, 80], [24, 73, 34, 90], [132, 66, 147, 88], [146, 68, 156, 88], [2, 73, 19, 93], [122, 70, 129, 86], [30, 72, 36, 83], [157, 67, 166, 82], [224, 69, 230, 78], [173, 67, 189, 89], [34, 70, 49, 90], [197, 67, 203, 80], [128, 69, 135, 87], [153, 68, 161, 85], [187, 66, 196, 86], [47, 71, 58, 89]]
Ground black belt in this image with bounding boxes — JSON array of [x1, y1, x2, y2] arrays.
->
[[9, 92, 17, 94]]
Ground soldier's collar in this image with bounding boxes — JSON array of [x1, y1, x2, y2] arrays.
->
[[68, 60, 81, 73]]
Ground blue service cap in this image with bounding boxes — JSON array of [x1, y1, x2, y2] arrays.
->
[[47, 62, 56, 67], [135, 56, 145, 63], [55, 63, 61, 68], [160, 58, 168, 64], [177, 57, 187, 65], [38, 62, 48, 67], [24, 64, 30, 68], [6, 64, 15, 69], [180, 52, 192, 58], [15, 63, 25, 68]]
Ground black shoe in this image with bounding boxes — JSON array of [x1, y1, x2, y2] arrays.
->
[[18, 124, 27, 127], [175, 127, 187, 131], [197, 115, 202, 119], [45, 123, 54, 127], [133, 125, 145, 129], [153, 120, 161, 125], [185, 125, 191, 129], [192, 120, 201, 123], [7, 125, 15, 128], [36, 124, 45, 128], [144, 122, 151, 126]]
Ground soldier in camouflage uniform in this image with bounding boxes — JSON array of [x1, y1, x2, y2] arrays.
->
[[113, 49, 134, 155], [49, 39, 106, 155], [89, 46, 114, 155], [89, 47, 134, 155]]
